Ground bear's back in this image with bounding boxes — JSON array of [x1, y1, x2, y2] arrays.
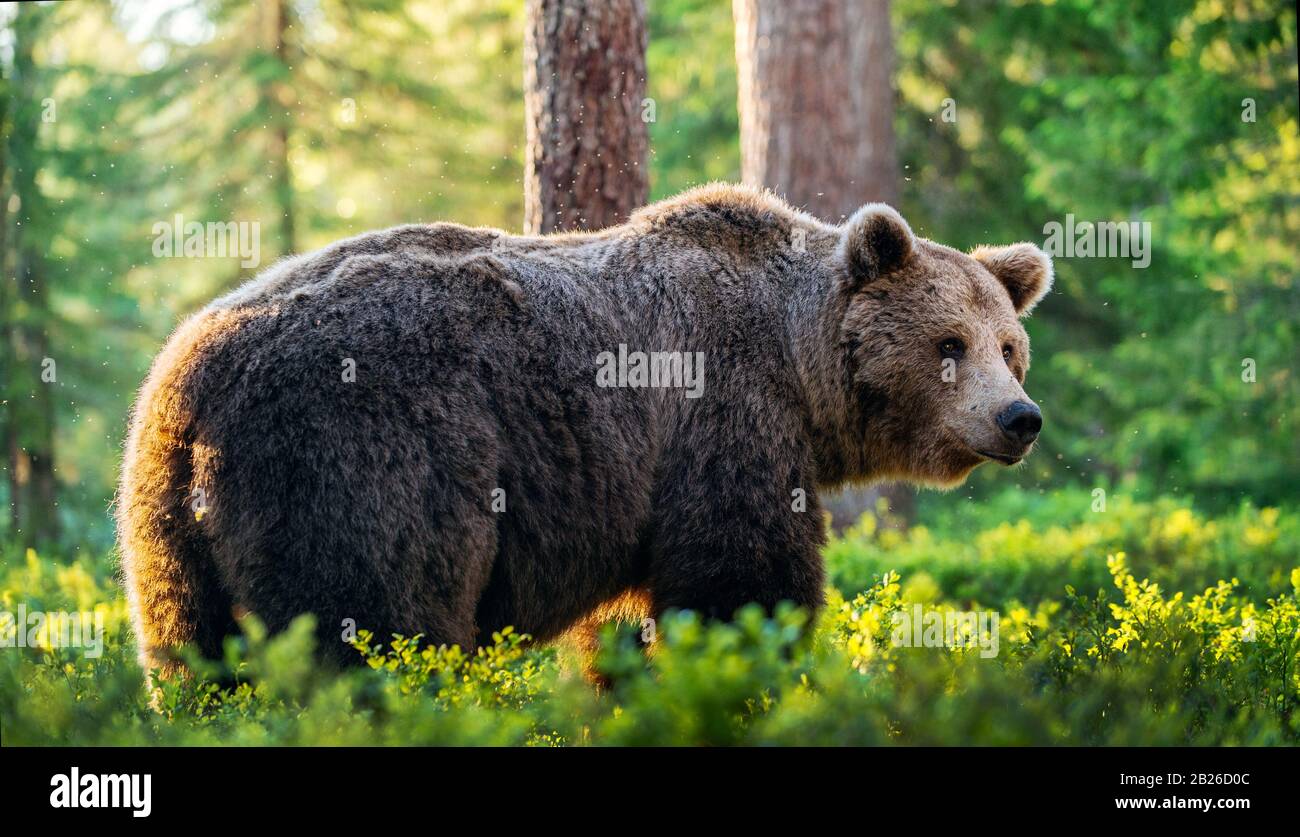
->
[[210, 222, 513, 310]]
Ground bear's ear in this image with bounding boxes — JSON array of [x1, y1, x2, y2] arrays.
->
[[840, 203, 915, 286], [971, 242, 1054, 316]]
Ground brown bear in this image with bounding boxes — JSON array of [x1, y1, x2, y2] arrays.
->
[[117, 183, 1051, 678]]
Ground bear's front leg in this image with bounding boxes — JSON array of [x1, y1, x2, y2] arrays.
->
[[645, 440, 827, 623]]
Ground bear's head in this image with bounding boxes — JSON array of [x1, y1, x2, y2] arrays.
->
[[836, 204, 1052, 488]]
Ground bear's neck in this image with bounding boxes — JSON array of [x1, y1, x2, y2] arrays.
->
[[786, 265, 887, 488]]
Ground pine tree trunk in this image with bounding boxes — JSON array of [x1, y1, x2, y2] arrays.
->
[[733, 0, 913, 527], [4, 3, 60, 548], [0, 70, 15, 539], [734, 0, 899, 220], [524, 0, 649, 234], [0, 60, 12, 537], [265, 0, 296, 256]]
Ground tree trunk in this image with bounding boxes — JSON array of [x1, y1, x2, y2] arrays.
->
[[733, 0, 913, 528], [0, 61, 14, 538], [4, 3, 60, 548], [264, 0, 296, 256], [524, 0, 649, 234]]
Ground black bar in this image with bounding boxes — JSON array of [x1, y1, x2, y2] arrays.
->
[[1, 745, 1290, 822]]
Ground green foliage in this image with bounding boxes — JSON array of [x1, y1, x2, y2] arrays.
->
[[893, 0, 1300, 506], [352, 625, 553, 711], [828, 490, 1299, 605], [3, 505, 1297, 746], [646, 0, 741, 198]]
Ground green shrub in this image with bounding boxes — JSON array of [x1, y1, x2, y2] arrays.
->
[[1, 501, 1297, 746], [826, 494, 1298, 606]]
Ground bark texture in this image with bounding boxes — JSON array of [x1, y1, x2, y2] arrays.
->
[[524, 0, 649, 234], [4, 3, 60, 548], [734, 0, 898, 219]]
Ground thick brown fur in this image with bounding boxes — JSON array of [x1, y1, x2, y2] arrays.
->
[[117, 183, 1051, 677]]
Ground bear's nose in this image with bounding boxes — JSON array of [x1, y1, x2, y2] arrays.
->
[[996, 400, 1042, 446]]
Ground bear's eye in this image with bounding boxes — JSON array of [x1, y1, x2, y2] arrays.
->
[[938, 338, 966, 360], [1002, 344, 1014, 363]]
